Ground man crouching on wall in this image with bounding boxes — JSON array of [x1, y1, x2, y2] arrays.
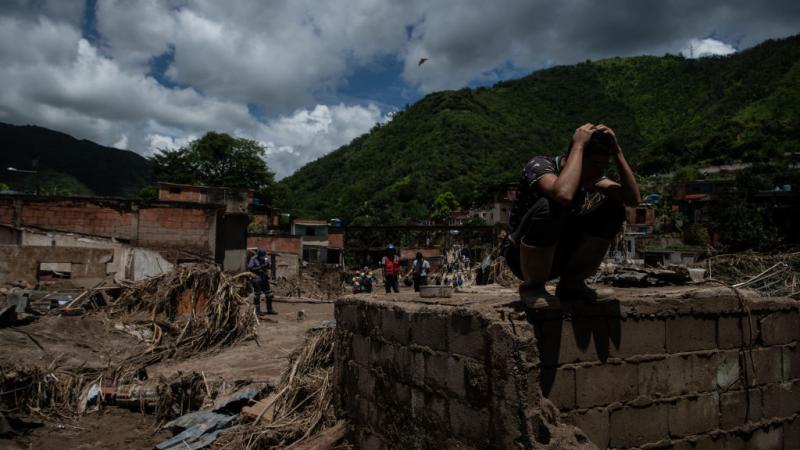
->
[[503, 123, 641, 309]]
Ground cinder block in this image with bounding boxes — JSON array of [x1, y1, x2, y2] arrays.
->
[[576, 363, 638, 408], [666, 316, 716, 353], [760, 311, 800, 346], [784, 415, 800, 450], [424, 352, 450, 391], [638, 355, 690, 398], [565, 407, 609, 448], [718, 316, 756, 349], [534, 318, 600, 365], [448, 312, 485, 360], [746, 425, 783, 450], [613, 318, 666, 358], [668, 393, 719, 437], [410, 349, 425, 386], [381, 307, 410, 345], [464, 359, 489, 407], [450, 401, 489, 444], [410, 310, 448, 352], [609, 403, 669, 448], [762, 381, 800, 419], [338, 303, 360, 331], [357, 364, 375, 400], [352, 334, 370, 366], [715, 350, 742, 391], [541, 367, 576, 410], [783, 344, 799, 381], [688, 352, 720, 393], [720, 389, 763, 430], [743, 347, 783, 386], [446, 356, 466, 398]]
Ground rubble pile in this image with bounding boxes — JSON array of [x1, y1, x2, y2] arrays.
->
[[274, 264, 345, 300], [705, 251, 800, 298], [0, 263, 263, 439], [112, 263, 258, 366], [220, 325, 347, 449]]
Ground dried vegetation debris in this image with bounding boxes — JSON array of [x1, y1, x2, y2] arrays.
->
[[1, 263, 261, 434], [111, 263, 258, 366], [219, 326, 348, 450], [274, 264, 346, 300]]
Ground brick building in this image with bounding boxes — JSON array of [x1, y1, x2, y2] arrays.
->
[[0, 191, 250, 270]]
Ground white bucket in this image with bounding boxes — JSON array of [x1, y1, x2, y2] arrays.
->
[[688, 268, 706, 282], [419, 285, 453, 298]]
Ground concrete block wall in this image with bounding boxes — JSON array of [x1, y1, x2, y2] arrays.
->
[[334, 288, 799, 449], [0, 245, 113, 287], [334, 298, 565, 450], [531, 289, 800, 449]]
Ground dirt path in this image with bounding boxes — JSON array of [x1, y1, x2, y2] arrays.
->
[[149, 301, 335, 382]]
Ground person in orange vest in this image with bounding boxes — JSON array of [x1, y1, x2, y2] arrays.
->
[[380, 244, 401, 293]]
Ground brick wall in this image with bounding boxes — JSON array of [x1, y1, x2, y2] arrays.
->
[[532, 288, 800, 449], [328, 229, 344, 249], [19, 200, 134, 238], [138, 206, 214, 254], [0, 199, 15, 224], [335, 288, 800, 449], [0, 196, 219, 258], [158, 185, 208, 203], [247, 234, 301, 255]]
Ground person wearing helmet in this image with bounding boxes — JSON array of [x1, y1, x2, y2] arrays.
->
[[380, 244, 401, 293], [248, 248, 277, 315], [503, 124, 640, 309]]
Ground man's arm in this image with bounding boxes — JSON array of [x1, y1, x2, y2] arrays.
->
[[537, 123, 595, 204], [595, 124, 641, 207]]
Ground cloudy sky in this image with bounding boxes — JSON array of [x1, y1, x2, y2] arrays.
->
[[1, 1, 798, 178]]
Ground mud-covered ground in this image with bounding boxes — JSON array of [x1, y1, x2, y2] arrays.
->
[[0, 299, 334, 449]]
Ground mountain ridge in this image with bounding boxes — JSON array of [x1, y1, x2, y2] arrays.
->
[[278, 34, 800, 223]]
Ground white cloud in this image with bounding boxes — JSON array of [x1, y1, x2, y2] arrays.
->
[[681, 38, 737, 58], [112, 134, 128, 149], [0, 0, 798, 180], [257, 103, 387, 179]]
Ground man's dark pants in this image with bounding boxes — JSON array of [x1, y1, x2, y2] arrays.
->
[[503, 197, 625, 280], [413, 275, 427, 292], [385, 275, 400, 293], [252, 276, 274, 312]]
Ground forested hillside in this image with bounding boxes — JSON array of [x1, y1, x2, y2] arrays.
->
[[279, 34, 800, 223], [0, 123, 152, 197]]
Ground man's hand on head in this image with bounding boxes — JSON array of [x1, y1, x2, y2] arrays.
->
[[573, 123, 596, 148], [595, 124, 621, 154]]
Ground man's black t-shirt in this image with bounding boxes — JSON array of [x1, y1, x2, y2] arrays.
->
[[508, 155, 588, 236]]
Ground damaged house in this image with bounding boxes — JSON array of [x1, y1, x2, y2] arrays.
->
[[0, 184, 252, 287]]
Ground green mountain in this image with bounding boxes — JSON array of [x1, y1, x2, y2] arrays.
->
[[279, 34, 800, 223], [0, 123, 152, 197]]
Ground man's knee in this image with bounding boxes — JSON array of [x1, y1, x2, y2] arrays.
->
[[517, 197, 566, 247], [588, 198, 625, 239]]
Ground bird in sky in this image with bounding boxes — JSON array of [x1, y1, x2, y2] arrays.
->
[[418, 57, 429, 66]]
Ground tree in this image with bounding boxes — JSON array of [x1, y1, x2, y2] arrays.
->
[[430, 191, 460, 222], [22, 170, 93, 196], [151, 132, 275, 195]]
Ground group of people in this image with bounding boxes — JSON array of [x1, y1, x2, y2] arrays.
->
[[355, 245, 432, 294], [351, 267, 377, 293]]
